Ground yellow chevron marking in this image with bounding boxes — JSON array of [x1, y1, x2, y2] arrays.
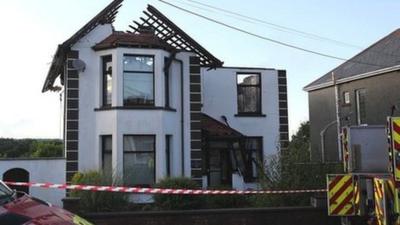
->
[[329, 184, 353, 214], [327, 175, 354, 216], [374, 179, 386, 225], [328, 175, 351, 197]]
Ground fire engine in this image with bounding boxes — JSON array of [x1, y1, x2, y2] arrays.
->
[[327, 117, 400, 225]]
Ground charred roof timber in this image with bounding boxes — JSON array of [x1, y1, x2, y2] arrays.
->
[[128, 5, 223, 68], [42, 0, 123, 92], [42, 0, 223, 92]]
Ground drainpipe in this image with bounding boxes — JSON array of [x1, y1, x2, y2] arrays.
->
[[320, 120, 337, 163], [332, 72, 342, 161], [165, 54, 185, 176]]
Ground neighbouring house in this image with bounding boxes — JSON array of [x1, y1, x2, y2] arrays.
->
[[42, 0, 288, 190], [304, 29, 400, 162]]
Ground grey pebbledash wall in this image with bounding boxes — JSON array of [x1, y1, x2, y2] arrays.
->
[[83, 207, 339, 225], [308, 70, 400, 162]]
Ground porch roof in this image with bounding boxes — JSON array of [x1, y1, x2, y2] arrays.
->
[[201, 113, 243, 138]]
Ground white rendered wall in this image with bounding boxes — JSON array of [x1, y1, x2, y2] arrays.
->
[[202, 68, 281, 158], [0, 158, 66, 206], [71, 26, 193, 183]]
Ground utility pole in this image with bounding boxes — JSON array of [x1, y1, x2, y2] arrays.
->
[[332, 72, 342, 161]]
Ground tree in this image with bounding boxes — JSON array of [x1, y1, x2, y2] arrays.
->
[[252, 121, 341, 207], [31, 140, 63, 158], [0, 138, 63, 158]]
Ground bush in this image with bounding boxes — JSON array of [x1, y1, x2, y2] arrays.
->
[[153, 177, 205, 210], [70, 171, 129, 212], [249, 121, 342, 207], [204, 185, 250, 209]]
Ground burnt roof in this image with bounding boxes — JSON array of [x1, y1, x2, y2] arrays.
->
[[42, 0, 123, 92], [304, 29, 400, 91], [201, 113, 243, 137], [93, 31, 175, 51], [42, 1, 224, 92], [128, 5, 224, 68]]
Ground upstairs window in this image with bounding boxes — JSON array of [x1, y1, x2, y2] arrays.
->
[[343, 91, 350, 105], [102, 55, 112, 107], [123, 55, 154, 106], [237, 73, 261, 114]]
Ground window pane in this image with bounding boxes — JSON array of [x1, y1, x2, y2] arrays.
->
[[103, 153, 112, 175], [102, 136, 112, 174], [251, 151, 260, 178], [244, 137, 262, 180], [343, 92, 350, 104], [237, 74, 260, 85], [123, 56, 153, 72], [245, 138, 261, 150], [238, 86, 260, 113], [102, 56, 112, 106], [104, 136, 112, 151], [124, 136, 155, 152], [124, 153, 155, 186], [123, 72, 154, 105]]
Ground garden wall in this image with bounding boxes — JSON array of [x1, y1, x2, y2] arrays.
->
[[84, 207, 339, 225]]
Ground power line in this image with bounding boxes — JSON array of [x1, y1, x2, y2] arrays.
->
[[171, 0, 258, 25], [158, 0, 385, 67], [174, 0, 400, 60], [178, 0, 363, 49]]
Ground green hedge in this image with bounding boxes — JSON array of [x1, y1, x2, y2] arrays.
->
[[70, 171, 129, 212], [153, 177, 205, 210]]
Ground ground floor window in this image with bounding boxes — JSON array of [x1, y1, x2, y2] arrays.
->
[[243, 137, 263, 182], [166, 135, 172, 176], [123, 135, 155, 186], [102, 135, 112, 174]]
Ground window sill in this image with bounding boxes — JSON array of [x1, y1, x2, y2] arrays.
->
[[234, 113, 266, 117], [95, 106, 177, 112]]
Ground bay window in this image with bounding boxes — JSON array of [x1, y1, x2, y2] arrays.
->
[[123, 55, 154, 106], [123, 135, 155, 186]]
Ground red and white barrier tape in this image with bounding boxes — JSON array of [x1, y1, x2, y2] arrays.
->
[[3, 181, 326, 195]]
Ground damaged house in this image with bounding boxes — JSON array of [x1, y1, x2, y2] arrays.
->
[[42, 0, 288, 189]]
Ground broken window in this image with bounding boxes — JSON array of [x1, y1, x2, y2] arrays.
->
[[240, 137, 263, 182], [237, 73, 261, 114]]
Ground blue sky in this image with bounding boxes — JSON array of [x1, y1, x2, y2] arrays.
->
[[0, 0, 399, 138]]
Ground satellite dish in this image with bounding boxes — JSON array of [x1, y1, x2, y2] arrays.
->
[[72, 59, 86, 72]]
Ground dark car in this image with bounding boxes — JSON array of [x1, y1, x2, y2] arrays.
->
[[0, 180, 93, 225]]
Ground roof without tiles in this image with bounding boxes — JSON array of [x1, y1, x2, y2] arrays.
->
[[42, 1, 224, 92], [304, 29, 400, 91]]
